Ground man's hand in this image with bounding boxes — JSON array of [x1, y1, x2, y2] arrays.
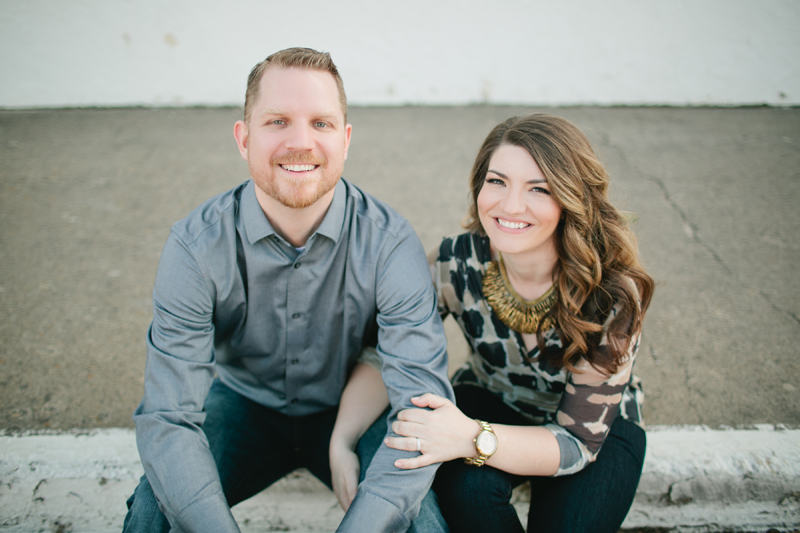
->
[[330, 440, 360, 511], [327, 361, 388, 511], [384, 393, 476, 469]]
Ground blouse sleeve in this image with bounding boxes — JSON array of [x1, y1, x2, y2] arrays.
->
[[544, 300, 642, 477], [428, 238, 455, 319]]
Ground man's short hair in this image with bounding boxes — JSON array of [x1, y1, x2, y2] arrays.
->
[[243, 47, 347, 125]]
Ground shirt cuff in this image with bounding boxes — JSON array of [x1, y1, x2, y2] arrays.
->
[[170, 491, 241, 533], [337, 489, 409, 533]]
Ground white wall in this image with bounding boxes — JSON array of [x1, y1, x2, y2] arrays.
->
[[1, 0, 798, 108]]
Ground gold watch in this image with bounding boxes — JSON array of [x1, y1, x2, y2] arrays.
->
[[464, 419, 497, 467]]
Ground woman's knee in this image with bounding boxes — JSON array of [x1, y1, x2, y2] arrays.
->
[[434, 460, 513, 509]]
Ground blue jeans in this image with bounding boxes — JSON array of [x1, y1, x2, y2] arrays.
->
[[123, 379, 447, 532], [433, 385, 646, 533]]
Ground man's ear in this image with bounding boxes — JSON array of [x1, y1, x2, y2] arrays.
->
[[233, 120, 249, 160], [343, 123, 352, 161]]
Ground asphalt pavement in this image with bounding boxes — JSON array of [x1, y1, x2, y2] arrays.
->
[[1, 105, 799, 531]]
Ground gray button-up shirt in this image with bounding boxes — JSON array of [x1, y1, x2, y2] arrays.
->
[[133, 178, 454, 532]]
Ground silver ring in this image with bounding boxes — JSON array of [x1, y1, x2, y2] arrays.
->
[[415, 437, 421, 452]]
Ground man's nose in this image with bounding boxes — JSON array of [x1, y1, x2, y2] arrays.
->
[[285, 124, 314, 150]]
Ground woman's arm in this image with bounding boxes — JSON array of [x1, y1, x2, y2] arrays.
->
[[386, 349, 637, 477], [329, 361, 389, 511], [385, 393, 560, 476]]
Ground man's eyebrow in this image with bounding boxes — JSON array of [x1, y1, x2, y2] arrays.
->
[[487, 169, 547, 184], [259, 108, 286, 117], [259, 108, 339, 119]]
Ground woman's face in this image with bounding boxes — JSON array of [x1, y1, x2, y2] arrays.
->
[[477, 143, 562, 258]]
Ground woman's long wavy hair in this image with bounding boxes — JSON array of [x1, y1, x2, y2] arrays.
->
[[464, 114, 654, 375]]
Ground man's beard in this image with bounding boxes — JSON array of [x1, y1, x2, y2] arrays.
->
[[250, 152, 339, 209]]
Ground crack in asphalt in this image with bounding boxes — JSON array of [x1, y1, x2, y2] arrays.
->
[[606, 137, 800, 327], [640, 171, 732, 276], [605, 137, 732, 276], [760, 290, 800, 326]]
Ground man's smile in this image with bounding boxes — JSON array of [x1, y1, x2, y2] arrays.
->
[[280, 164, 318, 172]]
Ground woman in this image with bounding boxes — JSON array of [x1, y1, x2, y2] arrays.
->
[[384, 114, 654, 532]]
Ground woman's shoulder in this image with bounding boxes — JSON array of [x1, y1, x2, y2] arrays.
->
[[435, 231, 492, 265]]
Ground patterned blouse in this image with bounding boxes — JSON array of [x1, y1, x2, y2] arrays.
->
[[432, 232, 644, 476]]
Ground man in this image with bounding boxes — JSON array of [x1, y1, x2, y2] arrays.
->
[[122, 47, 454, 532]]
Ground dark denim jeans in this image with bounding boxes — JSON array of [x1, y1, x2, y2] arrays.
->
[[123, 379, 447, 532], [433, 385, 646, 533]]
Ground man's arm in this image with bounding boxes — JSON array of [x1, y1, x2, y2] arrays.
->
[[133, 232, 240, 532], [338, 221, 455, 532], [329, 358, 389, 511]]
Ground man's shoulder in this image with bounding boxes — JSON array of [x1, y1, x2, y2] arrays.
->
[[341, 179, 411, 238], [170, 181, 249, 246]]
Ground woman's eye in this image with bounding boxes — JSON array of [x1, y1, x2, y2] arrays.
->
[[486, 177, 504, 186], [531, 186, 552, 195]]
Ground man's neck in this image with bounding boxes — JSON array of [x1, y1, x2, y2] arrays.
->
[[254, 186, 336, 248]]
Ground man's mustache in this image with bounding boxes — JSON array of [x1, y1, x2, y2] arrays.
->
[[271, 151, 326, 167]]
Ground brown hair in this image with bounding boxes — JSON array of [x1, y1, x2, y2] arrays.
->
[[465, 114, 654, 375], [243, 47, 347, 124]]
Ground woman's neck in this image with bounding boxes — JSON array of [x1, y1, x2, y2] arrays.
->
[[495, 245, 558, 301]]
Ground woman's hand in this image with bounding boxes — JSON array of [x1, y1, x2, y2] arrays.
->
[[385, 393, 478, 469], [329, 440, 360, 512]]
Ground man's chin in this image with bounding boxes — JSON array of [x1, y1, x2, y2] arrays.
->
[[277, 195, 319, 209], [271, 183, 335, 210]]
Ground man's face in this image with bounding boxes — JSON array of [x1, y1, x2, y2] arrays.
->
[[234, 66, 351, 209]]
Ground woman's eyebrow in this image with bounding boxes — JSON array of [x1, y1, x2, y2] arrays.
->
[[487, 169, 547, 185]]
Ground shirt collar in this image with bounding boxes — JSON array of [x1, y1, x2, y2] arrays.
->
[[242, 180, 276, 245], [313, 179, 346, 244], [242, 179, 347, 246]]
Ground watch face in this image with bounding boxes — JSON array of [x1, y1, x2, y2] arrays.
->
[[476, 431, 497, 455]]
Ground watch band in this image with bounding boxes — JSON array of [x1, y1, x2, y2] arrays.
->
[[464, 419, 496, 467]]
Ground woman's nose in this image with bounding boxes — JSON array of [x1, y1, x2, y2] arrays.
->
[[500, 189, 525, 214]]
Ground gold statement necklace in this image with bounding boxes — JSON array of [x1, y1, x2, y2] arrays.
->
[[482, 253, 558, 334]]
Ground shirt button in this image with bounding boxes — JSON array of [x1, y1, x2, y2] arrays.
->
[[292, 313, 301, 319], [291, 359, 299, 365], [290, 398, 298, 404], [294, 263, 301, 269]]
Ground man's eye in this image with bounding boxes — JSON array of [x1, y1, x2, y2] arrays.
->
[[315, 122, 328, 128], [271, 120, 285, 125]]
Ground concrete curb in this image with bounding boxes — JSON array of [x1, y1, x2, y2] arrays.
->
[[1, 426, 798, 532]]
